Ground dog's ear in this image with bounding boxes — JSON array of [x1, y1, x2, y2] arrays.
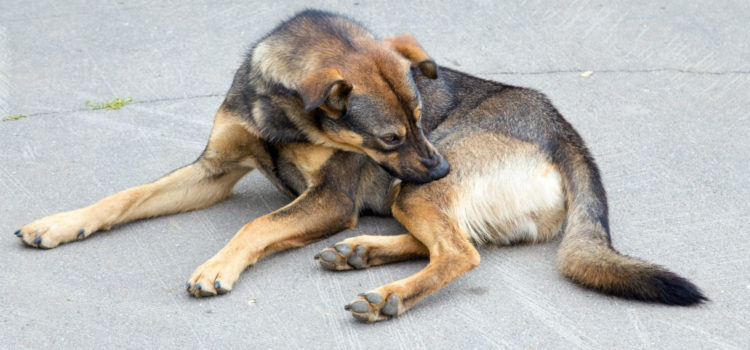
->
[[384, 34, 438, 79], [298, 68, 353, 118]]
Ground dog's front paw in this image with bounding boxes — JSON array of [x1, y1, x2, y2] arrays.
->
[[315, 243, 370, 270], [186, 257, 242, 297], [345, 289, 404, 323], [15, 208, 97, 249]]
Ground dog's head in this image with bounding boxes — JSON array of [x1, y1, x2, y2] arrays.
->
[[297, 34, 449, 184]]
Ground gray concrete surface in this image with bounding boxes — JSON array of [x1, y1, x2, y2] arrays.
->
[[1, 1, 748, 349]]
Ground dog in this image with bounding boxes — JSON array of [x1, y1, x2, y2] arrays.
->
[[15, 10, 706, 322]]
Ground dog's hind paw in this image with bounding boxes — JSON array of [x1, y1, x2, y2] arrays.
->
[[345, 290, 404, 323], [315, 243, 369, 270], [15, 208, 97, 249]]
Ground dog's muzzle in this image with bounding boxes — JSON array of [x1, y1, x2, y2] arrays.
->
[[398, 153, 450, 184]]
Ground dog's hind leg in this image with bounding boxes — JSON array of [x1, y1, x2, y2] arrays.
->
[[15, 104, 256, 248], [315, 234, 429, 270], [345, 187, 480, 322]]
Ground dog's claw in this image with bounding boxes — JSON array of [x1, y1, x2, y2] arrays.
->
[[33, 236, 42, 245], [77, 229, 85, 239], [14, 230, 22, 237]]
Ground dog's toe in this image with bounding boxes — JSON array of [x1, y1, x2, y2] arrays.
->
[[318, 250, 338, 263], [214, 281, 231, 294], [196, 283, 216, 297], [334, 243, 350, 255], [381, 293, 401, 316], [349, 300, 369, 313], [347, 245, 367, 269]]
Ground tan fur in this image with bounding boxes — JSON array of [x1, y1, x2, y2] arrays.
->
[[280, 144, 336, 184], [325, 129, 364, 148], [384, 34, 438, 79]]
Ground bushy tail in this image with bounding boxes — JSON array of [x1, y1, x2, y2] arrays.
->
[[556, 143, 707, 305]]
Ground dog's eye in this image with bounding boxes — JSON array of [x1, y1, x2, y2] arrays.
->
[[380, 134, 401, 146]]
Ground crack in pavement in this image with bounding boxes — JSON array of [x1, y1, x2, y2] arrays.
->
[[481, 68, 750, 76], [6, 66, 749, 119], [7, 93, 224, 118]]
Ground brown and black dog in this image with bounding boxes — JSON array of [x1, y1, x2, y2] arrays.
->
[[15, 10, 705, 322]]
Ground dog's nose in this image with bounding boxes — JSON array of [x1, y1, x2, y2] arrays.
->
[[420, 153, 442, 169], [426, 155, 450, 180]]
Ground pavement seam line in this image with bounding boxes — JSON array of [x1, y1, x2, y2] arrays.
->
[[8, 93, 224, 118], [8, 67, 748, 119], [481, 68, 750, 76]]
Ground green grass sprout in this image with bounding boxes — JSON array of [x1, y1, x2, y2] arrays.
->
[[3, 114, 26, 122], [86, 97, 133, 110]]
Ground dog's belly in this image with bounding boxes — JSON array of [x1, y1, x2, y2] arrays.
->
[[440, 133, 566, 245]]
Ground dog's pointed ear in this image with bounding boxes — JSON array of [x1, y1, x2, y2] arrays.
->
[[384, 34, 438, 79], [298, 68, 353, 118]]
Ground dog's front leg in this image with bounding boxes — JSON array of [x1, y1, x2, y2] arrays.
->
[[186, 183, 358, 297], [15, 104, 256, 248]]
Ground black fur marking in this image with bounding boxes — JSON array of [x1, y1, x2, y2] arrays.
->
[[255, 96, 308, 143], [264, 143, 300, 197], [618, 269, 709, 306], [268, 82, 297, 97], [649, 272, 709, 306]]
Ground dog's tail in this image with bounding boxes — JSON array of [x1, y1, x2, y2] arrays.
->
[[555, 141, 707, 305]]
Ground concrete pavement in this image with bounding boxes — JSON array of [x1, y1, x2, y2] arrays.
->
[[1, 1, 748, 348]]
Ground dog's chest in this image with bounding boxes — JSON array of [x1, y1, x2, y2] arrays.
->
[[255, 142, 337, 198], [254, 141, 396, 214]]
